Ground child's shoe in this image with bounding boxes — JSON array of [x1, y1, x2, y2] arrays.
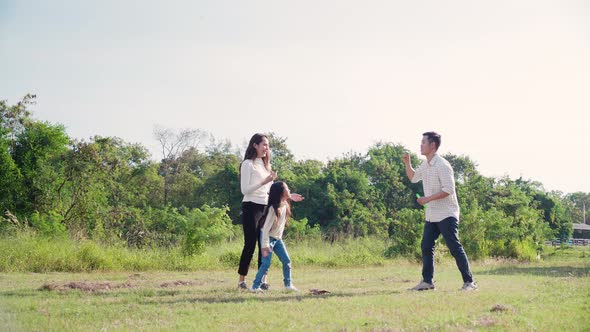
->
[[285, 284, 299, 292]]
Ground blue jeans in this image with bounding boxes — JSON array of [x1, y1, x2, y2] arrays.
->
[[421, 217, 473, 284], [252, 237, 292, 289]]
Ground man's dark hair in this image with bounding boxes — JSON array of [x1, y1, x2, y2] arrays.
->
[[422, 131, 441, 150]]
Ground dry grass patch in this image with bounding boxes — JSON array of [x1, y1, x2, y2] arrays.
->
[[38, 280, 134, 292], [490, 304, 513, 313], [159, 280, 198, 288], [477, 316, 497, 327]]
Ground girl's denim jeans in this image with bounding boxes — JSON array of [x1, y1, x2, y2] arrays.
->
[[252, 236, 292, 289]]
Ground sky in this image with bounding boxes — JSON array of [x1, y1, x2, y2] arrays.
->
[[1, 0, 589, 193]]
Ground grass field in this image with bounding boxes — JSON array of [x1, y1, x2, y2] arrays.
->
[[1, 246, 588, 331]]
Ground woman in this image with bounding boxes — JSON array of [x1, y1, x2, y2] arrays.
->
[[237, 133, 303, 290]]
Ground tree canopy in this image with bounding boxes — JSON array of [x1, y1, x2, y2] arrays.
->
[[1, 95, 583, 259]]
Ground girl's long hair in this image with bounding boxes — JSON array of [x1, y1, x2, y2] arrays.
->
[[243, 133, 271, 171], [261, 181, 291, 228]]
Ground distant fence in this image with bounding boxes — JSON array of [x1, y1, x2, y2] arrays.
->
[[545, 238, 590, 246]]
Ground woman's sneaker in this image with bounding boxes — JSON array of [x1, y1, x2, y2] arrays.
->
[[249, 287, 265, 293], [410, 280, 435, 291], [285, 284, 299, 292], [238, 281, 248, 290]]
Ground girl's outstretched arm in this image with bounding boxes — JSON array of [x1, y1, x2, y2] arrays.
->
[[290, 193, 305, 202]]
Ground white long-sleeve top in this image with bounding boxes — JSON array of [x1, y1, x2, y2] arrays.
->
[[260, 204, 287, 248], [240, 158, 272, 205]]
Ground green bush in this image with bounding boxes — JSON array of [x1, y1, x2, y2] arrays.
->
[[77, 241, 113, 270], [143, 206, 186, 245], [385, 208, 423, 258], [29, 211, 67, 238], [218, 250, 241, 267], [461, 206, 515, 259], [506, 239, 538, 261], [0, 232, 76, 272], [181, 205, 234, 256], [286, 217, 322, 241]]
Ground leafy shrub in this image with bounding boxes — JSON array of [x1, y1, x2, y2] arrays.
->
[[385, 208, 423, 258], [505, 239, 538, 261], [29, 210, 67, 237], [218, 250, 241, 267], [461, 206, 515, 259], [77, 241, 113, 270], [181, 205, 234, 256], [286, 217, 322, 241]]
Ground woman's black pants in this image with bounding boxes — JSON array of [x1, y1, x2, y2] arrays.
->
[[237, 201, 266, 276]]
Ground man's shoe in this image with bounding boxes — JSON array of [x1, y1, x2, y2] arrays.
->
[[249, 287, 265, 293], [410, 280, 435, 291], [260, 282, 270, 290], [238, 281, 248, 290], [460, 282, 478, 291], [284, 284, 300, 292]]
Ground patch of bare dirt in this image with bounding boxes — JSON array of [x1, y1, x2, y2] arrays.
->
[[159, 280, 196, 288], [477, 316, 497, 327], [39, 281, 134, 292], [491, 304, 514, 313], [309, 288, 331, 295]]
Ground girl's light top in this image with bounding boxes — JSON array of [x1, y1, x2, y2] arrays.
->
[[260, 204, 287, 248]]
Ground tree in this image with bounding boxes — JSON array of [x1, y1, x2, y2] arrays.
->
[[565, 192, 589, 225], [316, 153, 388, 237], [512, 178, 572, 240], [444, 153, 495, 211], [50, 136, 163, 237], [154, 127, 209, 205], [0, 95, 36, 213], [364, 142, 418, 216], [12, 120, 69, 214], [266, 132, 295, 178], [0, 132, 22, 212], [287, 159, 325, 222], [0, 94, 34, 153], [194, 151, 241, 212], [443, 154, 479, 184]]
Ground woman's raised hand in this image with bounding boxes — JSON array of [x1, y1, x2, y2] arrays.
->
[[265, 171, 277, 184]]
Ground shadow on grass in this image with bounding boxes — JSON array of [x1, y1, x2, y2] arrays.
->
[[138, 289, 403, 306], [479, 266, 590, 278], [0, 290, 40, 298], [0, 288, 137, 298], [0, 287, 403, 305]]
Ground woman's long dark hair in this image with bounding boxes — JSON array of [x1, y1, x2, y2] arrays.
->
[[243, 133, 271, 171], [261, 181, 291, 228]]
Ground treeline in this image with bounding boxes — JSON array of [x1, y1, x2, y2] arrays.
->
[[1, 95, 588, 260]]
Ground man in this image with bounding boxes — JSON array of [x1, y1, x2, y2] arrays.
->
[[402, 131, 477, 291]]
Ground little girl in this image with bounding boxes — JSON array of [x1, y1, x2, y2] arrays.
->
[[251, 181, 301, 292]]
